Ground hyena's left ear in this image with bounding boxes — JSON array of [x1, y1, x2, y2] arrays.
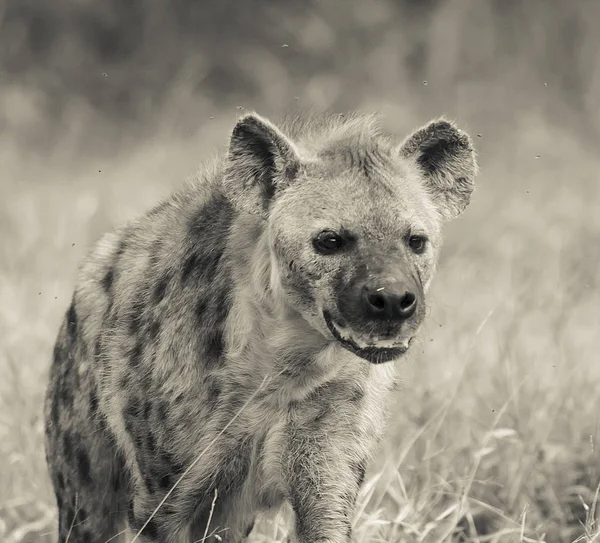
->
[[399, 119, 478, 220], [224, 112, 301, 217]]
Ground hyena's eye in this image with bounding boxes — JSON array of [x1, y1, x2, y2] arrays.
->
[[408, 235, 428, 254], [313, 230, 344, 255]]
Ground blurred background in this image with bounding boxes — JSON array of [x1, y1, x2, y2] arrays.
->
[[1, 1, 600, 542], [2, 0, 599, 155]]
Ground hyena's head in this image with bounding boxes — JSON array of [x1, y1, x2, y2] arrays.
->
[[224, 111, 478, 364]]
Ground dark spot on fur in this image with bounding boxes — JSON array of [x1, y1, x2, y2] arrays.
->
[[129, 293, 145, 336], [77, 449, 93, 485], [151, 451, 185, 493], [115, 239, 127, 259], [185, 441, 251, 520], [65, 507, 75, 530], [204, 376, 221, 408], [140, 370, 153, 393], [188, 192, 233, 242], [159, 473, 171, 490], [123, 398, 142, 440], [79, 508, 88, 523], [183, 250, 222, 287], [62, 432, 74, 462], [127, 499, 135, 524], [143, 518, 159, 539], [136, 462, 157, 494], [126, 397, 142, 420], [350, 387, 364, 403], [66, 302, 77, 342], [102, 267, 114, 293], [181, 253, 199, 284], [203, 251, 224, 283], [143, 401, 152, 420], [57, 472, 65, 491], [163, 450, 186, 478], [96, 413, 108, 432], [52, 341, 65, 365], [285, 162, 299, 181], [111, 452, 127, 492], [153, 276, 168, 303], [147, 431, 156, 453], [128, 340, 144, 368], [149, 320, 161, 341], [119, 371, 130, 390], [89, 390, 99, 414], [195, 298, 208, 320], [311, 403, 331, 425], [280, 353, 314, 379], [201, 329, 225, 366], [94, 338, 103, 359], [51, 392, 60, 427], [157, 401, 168, 421]]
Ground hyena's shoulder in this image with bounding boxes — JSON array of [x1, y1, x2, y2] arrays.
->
[[72, 167, 235, 366]]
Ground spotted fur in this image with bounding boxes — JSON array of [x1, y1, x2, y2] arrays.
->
[[44, 110, 478, 542]]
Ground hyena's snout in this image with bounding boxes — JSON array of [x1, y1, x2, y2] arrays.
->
[[324, 271, 424, 364], [360, 277, 418, 322], [337, 273, 422, 333]]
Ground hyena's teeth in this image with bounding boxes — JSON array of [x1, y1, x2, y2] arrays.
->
[[374, 337, 404, 349], [332, 321, 404, 350]]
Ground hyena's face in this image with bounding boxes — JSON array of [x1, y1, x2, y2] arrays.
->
[[268, 159, 440, 364], [225, 112, 478, 363]]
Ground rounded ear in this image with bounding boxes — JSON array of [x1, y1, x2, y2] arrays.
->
[[224, 112, 301, 218], [399, 119, 478, 220]]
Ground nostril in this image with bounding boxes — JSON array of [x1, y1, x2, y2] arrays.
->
[[398, 292, 416, 315], [367, 292, 386, 311]]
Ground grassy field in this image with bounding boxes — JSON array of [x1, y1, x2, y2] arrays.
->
[[1, 2, 600, 542]]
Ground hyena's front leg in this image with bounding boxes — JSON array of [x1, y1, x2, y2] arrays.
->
[[283, 389, 372, 543]]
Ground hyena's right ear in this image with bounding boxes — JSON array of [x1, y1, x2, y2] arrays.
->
[[224, 113, 301, 217]]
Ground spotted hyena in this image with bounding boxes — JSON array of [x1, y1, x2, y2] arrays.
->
[[44, 110, 478, 543]]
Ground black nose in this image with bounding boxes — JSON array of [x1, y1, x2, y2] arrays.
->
[[362, 285, 417, 320]]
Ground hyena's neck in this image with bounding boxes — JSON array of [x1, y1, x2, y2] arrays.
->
[[224, 214, 346, 405]]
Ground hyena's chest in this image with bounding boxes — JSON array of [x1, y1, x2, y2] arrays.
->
[[220, 361, 395, 506]]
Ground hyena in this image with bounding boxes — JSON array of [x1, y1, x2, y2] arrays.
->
[[44, 110, 478, 543]]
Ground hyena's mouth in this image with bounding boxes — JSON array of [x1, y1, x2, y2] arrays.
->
[[323, 311, 407, 364]]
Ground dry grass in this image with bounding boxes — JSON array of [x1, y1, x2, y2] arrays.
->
[[1, 1, 600, 542]]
